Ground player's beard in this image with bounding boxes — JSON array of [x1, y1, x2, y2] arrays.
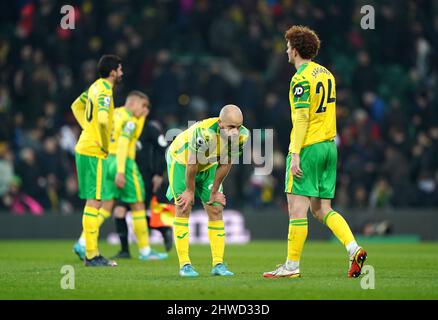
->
[[115, 75, 123, 84]]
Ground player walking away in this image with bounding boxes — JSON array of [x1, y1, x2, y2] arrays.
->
[[73, 91, 167, 261], [71, 55, 122, 267], [263, 26, 367, 279], [167, 105, 249, 277], [111, 117, 171, 259]]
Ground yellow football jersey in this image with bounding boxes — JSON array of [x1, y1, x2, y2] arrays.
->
[[168, 117, 249, 172], [108, 106, 145, 160], [75, 78, 114, 158], [289, 61, 336, 152]]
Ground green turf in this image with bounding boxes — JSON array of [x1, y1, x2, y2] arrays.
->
[[0, 240, 437, 300]]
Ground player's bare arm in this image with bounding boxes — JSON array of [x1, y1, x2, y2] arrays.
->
[[206, 161, 231, 206], [177, 160, 197, 211]]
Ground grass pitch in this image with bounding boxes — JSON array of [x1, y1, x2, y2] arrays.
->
[[0, 240, 437, 300]]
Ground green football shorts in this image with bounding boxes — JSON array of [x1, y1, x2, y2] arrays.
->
[[104, 154, 145, 203], [165, 152, 223, 206], [285, 140, 337, 199], [75, 152, 108, 200]]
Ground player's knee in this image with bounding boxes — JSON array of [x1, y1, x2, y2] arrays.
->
[[131, 202, 145, 211], [287, 201, 294, 215], [176, 204, 191, 218], [309, 208, 318, 219], [321, 207, 335, 222], [207, 205, 223, 220], [114, 206, 127, 218], [101, 199, 113, 209], [311, 205, 331, 223], [86, 199, 100, 209], [287, 203, 307, 219]]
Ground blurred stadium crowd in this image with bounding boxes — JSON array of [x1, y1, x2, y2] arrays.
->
[[0, 0, 438, 215]]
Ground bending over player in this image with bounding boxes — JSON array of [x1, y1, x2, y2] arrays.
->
[[166, 105, 249, 277]]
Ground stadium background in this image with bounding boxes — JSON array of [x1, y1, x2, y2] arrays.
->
[[0, 0, 437, 241]]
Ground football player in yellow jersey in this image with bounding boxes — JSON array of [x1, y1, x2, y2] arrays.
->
[[167, 105, 249, 277], [263, 26, 367, 279], [73, 91, 167, 261], [71, 55, 122, 267]]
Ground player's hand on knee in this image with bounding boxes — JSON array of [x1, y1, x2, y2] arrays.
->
[[177, 190, 194, 211], [206, 191, 226, 207], [115, 173, 126, 189]]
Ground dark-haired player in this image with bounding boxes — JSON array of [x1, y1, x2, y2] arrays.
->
[[263, 26, 367, 279], [71, 55, 122, 267]]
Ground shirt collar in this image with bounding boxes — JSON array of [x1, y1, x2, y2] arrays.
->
[[296, 62, 310, 74], [101, 78, 113, 90]]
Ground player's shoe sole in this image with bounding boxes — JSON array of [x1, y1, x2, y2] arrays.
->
[[348, 248, 367, 278], [263, 272, 301, 279]]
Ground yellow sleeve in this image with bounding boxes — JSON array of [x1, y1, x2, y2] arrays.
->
[[116, 136, 129, 174], [291, 108, 310, 154], [290, 77, 311, 108], [136, 115, 146, 138], [117, 120, 136, 173], [97, 90, 112, 151], [97, 109, 109, 125], [71, 91, 88, 128], [97, 90, 111, 123], [97, 111, 109, 152]]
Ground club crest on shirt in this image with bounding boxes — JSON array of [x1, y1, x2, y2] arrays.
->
[[196, 137, 206, 147], [103, 96, 111, 107], [123, 121, 136, 135]]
